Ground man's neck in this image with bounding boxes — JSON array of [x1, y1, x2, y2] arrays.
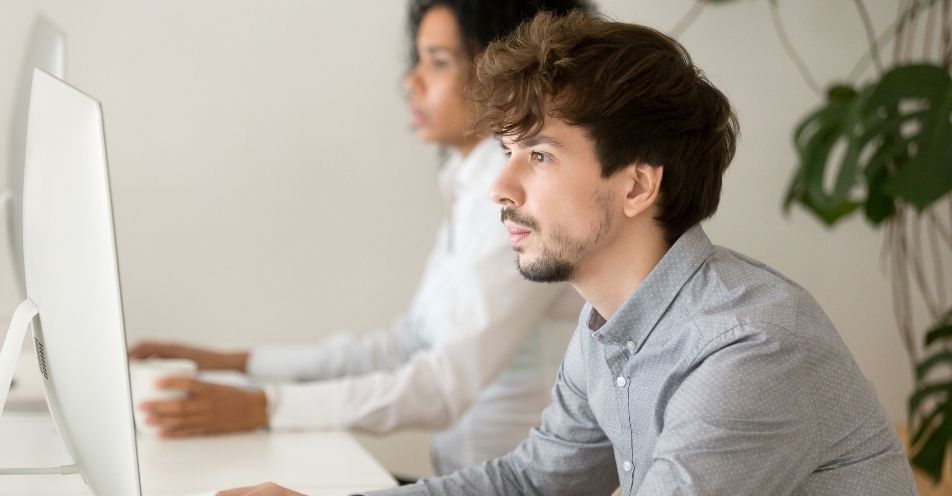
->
[[571, 224, 670, 323]]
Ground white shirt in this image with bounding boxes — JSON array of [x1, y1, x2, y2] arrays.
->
[[247, 137, 582, 475]]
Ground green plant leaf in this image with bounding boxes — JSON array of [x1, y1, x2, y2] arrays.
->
[[784, 84, 864, 225], [861, 133, 911, 224], [909, 307, 952, 483], [925, 308, 952, 346], [862, 65, 952, 211], [863, 154, 896, 224], [885, 87, 952, 210], [785, 64, 952, 226]]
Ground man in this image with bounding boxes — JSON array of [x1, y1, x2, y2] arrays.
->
[[218, 11, 916, 496]]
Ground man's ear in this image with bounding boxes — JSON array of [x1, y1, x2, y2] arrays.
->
[[622, 163, 663, 219]]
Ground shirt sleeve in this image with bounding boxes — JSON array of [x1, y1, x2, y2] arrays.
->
[[360, 329, 619, 495], [265, 240, 567, 432], [246, 314, 425, 381], [635, 324, 816, 496]]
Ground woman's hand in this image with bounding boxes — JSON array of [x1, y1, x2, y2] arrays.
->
[[128, 341, 249, 372], [138, 378, 268, 437]]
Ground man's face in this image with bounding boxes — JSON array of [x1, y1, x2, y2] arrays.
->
[[492, 118, 622, 282]]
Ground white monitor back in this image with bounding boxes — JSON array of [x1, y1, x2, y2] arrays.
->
[[23, 69, 140, 496], [7, 17, 66, 297]]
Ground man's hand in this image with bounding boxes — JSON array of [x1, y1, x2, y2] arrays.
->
[[128, 341, 250, 372], [215, 482, 304, 495], [139, 378, 268, 437]]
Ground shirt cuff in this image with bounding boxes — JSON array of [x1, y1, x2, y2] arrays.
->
[[264, 381, 349, 431], [246, 346, 292, 380]]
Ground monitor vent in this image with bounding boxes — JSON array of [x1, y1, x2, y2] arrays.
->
[[34, 336, 49, 380]]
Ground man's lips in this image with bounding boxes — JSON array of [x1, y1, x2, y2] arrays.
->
[[504, 221, 531, 245]]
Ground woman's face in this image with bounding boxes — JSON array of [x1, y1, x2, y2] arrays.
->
[[405, 6, 479, 153]]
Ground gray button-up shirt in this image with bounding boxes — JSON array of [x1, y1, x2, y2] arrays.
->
[[367, 225, 916, 495]]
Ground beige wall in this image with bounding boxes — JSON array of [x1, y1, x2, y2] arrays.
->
[[0, 0, 931, 478]]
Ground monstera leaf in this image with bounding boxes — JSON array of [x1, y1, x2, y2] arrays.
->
[[784, 64, 952, 226], [909, 308, 952, 482]]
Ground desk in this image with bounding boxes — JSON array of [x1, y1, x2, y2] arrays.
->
[[2, 353, 397, 495], [0, 413, 396, 495]]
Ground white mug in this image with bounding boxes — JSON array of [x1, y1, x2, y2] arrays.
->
[[128, 358, 197, 436]]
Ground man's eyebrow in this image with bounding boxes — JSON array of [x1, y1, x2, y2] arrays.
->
[[516, 135, 565, 149]]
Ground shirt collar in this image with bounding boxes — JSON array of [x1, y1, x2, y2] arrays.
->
[[587, 224, 713, 350]]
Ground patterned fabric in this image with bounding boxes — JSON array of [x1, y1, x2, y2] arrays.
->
[[364, 225, 916, 495]]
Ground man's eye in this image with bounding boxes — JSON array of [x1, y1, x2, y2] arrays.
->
[[530, 151, 548, 163]]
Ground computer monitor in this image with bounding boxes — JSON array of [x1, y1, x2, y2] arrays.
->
[[1, 69, 141, 495], [6, 16, 67, 297]]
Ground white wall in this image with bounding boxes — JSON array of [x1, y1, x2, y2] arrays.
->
[[0, 0, 927, 478]]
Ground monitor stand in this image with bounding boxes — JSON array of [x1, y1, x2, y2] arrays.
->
[[0, 298, 39, 417], [0, 298, 78, 476]]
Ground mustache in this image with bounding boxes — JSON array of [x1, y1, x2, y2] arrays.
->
[[500, 207, 538, 231]]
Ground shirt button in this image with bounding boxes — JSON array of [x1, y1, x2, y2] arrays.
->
[[623, 461, 633, 472], [615, 376, 627, 387], [625, 340, 636, 352]]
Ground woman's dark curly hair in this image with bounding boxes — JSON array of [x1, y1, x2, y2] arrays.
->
[[407, 0, 594, 67]]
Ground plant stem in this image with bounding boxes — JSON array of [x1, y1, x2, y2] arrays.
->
[[936, 197, 952, 241], [909, 207, 942, 319], [670, 1, 706, 39], [855, 0, 885, 73], [851, 0, 942, 80], [889, 214, 919, 366], [896, 0, 910, 64], [930, 200, 952, 245], [905, 0, 923, 61], [944, 0, 952, 67], [769, 0, 822, 96], [924, 0, 938, 59], [927, 211, 947, 307]]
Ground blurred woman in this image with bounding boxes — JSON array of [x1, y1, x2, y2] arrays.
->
[[129, 0, 592, 477]]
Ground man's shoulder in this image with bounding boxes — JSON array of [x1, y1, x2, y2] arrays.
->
[[674, 245, 834, 350]]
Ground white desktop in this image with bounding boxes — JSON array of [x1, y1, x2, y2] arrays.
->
[[0, 68, 141, 494], [0, 69, 396, 496]]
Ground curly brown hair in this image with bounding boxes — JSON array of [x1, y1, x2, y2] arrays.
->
[[471, 11, 739, 244]]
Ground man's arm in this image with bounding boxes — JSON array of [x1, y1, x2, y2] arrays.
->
[[636, 325, 816, 496], [637, 321, 916, 496], [360, 330, 620, 495]]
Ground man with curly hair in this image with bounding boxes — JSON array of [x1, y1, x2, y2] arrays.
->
[[219, 10, 917, 496]]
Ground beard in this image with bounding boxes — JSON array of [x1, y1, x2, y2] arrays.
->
[[501, 190, 615, 283], [516, 241, 576, 282]]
